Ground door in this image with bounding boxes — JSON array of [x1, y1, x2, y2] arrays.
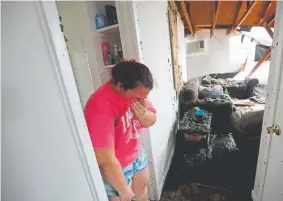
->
[[260, 6, 283, 198], [252, 2, 283, 201], [261, 67, 283, 201]]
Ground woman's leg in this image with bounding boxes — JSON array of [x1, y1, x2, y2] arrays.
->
[[132, 168, 149, 201], [109, 197, 120, 201]]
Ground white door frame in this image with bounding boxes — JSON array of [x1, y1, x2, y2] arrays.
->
[[252, 2, 283, 201], [39, 1, 108, 200]]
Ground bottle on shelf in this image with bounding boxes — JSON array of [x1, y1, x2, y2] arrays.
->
[[101, 42, 110, 65], [95, 14, 106, 30], [113, 44, 120, 64], [118, 48, 123, 60], [108, 53, 113, 65]]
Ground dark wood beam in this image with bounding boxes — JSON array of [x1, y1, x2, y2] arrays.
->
[[260, 1, 274, 25], [227, 1, 245, 35], [249, 48, 272, 75], [211, 0, 221, 38], [230, 1, 258, 34], [180, 1, 195, 36]]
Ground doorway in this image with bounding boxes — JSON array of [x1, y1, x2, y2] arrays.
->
[[161, 1, 283, 201]]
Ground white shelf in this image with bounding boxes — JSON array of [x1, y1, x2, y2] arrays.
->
[[104, 64, 115, 68], [96, 24, 119, 34]]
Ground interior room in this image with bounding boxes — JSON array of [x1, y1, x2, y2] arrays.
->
[[161, 1, 280, 201]]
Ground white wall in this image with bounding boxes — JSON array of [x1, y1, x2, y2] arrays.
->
[[186, 30, 241, 80], [2, 2, 107, 201], [133, 1, 178, 199]]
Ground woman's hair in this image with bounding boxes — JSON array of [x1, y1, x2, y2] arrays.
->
[[111, 61, 153, 90]]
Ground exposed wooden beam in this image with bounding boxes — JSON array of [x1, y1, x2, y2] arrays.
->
[[227, 1, 245, 35], [180, 1, 195, 36], [211, 0, 221, 38], [260, 1, 274, 25], [249, 48, 272, 75], [268, 17, 275, 27], [230, 1, 258, 34], [265, 26, 274, 38], [264, 22, 273, 38]]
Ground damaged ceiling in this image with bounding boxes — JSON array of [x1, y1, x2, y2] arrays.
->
[[175, 0, 277, 37], [175, 0, 277, 75]]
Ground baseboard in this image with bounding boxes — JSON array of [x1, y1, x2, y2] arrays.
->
[[157, 145, 175, 199], [251, 190, 258, 201]]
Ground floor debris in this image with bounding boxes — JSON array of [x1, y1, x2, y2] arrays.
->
[[161, 183, 235, 201], [183, 134, 238, 168]]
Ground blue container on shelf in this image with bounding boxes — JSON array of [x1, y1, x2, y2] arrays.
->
[[196, 109, 205, 121], [105, 5, 118, 26], [95, 14, 106, 30]]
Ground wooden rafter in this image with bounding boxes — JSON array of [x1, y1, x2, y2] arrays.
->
[[249, 48, 272, 75], [260, 1, 274, 25], [268, 17, 275, 27], [230, 1, 259, 34], [265, 26, 273, 38], [227, 1, 245, 35], [180, 1, 195, 36], [264, 22, 273, 38], [210, 0, 221, 38]]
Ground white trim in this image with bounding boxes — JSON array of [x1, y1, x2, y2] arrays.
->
[[158, 144, 175, 198], [38, 1, 108, 201], [141, 130, 160, 200], [0, 2, 2, 199], [251, 190, 258, 201]]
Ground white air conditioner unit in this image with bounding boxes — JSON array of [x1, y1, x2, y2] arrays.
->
[[185, 39, 208, 56]]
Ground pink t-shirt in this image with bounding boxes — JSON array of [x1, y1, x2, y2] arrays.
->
[[84, 82, 156, 167]]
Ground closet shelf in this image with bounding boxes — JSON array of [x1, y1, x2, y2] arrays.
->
[[104, 64, 116, 68], [96, 24, 119, 34]]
